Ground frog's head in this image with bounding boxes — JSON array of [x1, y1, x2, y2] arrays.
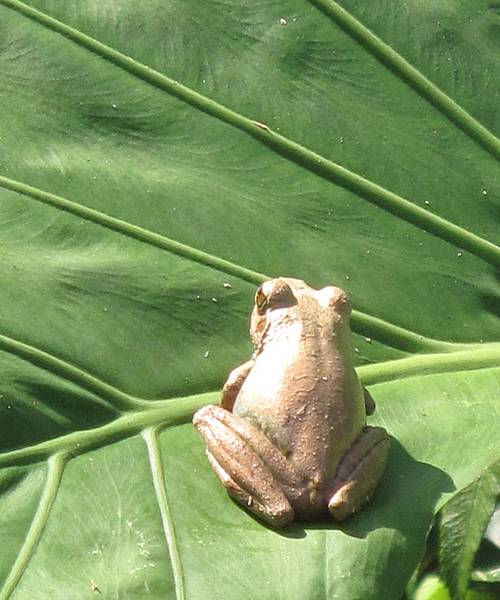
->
[[249, 277, 351, 348]]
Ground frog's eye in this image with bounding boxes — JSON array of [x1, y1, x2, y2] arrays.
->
[[255, 286, 269, 313]]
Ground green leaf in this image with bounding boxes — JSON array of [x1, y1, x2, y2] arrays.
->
[[0, 1, 499, 599], [412, 575, 498, 600], [439, 462, 500, 600], [413, 575, 451, 600], [471, 506, 500, 584]]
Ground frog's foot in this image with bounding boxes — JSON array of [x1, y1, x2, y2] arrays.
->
[[193, 405, 303, 527], [204, 451, 293, 527], [327, 426, 389, 521]]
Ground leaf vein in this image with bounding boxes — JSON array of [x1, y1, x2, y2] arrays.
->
[[0, 175, 494, 354], [0, 331, 142, 412], [0, 453, 67, 600], [0, 1, 499, 266], [0, 349, 498, 469], [359, 344, 500, 385], [306, 0, 500, 159], [0, 394, 210, 469], [144, 428, 185, 600], [0, 174, 265, 286]]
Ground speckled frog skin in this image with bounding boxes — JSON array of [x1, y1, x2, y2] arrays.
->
[[193, 278, 389, 527]]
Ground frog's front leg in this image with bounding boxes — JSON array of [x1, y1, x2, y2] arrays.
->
[[193, 405, 304, 527], [220, 360, 254, 411], [328, 426, 389, 520], [363, 387, 376, 415]]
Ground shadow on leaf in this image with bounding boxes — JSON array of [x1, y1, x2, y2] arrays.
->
[[275, 437, 455, 540]]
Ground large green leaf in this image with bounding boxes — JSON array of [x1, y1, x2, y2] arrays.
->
[[0, 1, 499, 598]]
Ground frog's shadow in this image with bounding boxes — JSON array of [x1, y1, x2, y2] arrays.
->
[[266, 437, 454, 540]]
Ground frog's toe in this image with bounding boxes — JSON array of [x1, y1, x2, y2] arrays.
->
[[206, 451, 294, 528], [327, 426, 389, 521], [192, 404, 217, 428]]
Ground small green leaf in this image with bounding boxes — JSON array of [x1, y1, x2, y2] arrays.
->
[[439, 462, 500, 600]]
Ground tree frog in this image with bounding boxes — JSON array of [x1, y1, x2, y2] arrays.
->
[[193, 278, 389, 527]]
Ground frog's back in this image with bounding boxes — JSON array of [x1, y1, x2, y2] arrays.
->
[[233, 332, 366, 484]]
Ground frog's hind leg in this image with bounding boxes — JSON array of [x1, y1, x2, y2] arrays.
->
[[205, 451, 293, 527], [327, 426, 389, 521], [193, 405, 301, 527]]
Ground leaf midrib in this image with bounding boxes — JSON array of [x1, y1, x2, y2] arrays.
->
[[0, 0, 499, 268], [1, 307, 497, 422], [1, 350, 499, 469]]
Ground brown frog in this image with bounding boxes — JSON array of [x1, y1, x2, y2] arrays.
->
[[193, 278, 389, 527]]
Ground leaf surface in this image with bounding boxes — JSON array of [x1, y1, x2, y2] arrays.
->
[[0, 1, 499, 599]]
